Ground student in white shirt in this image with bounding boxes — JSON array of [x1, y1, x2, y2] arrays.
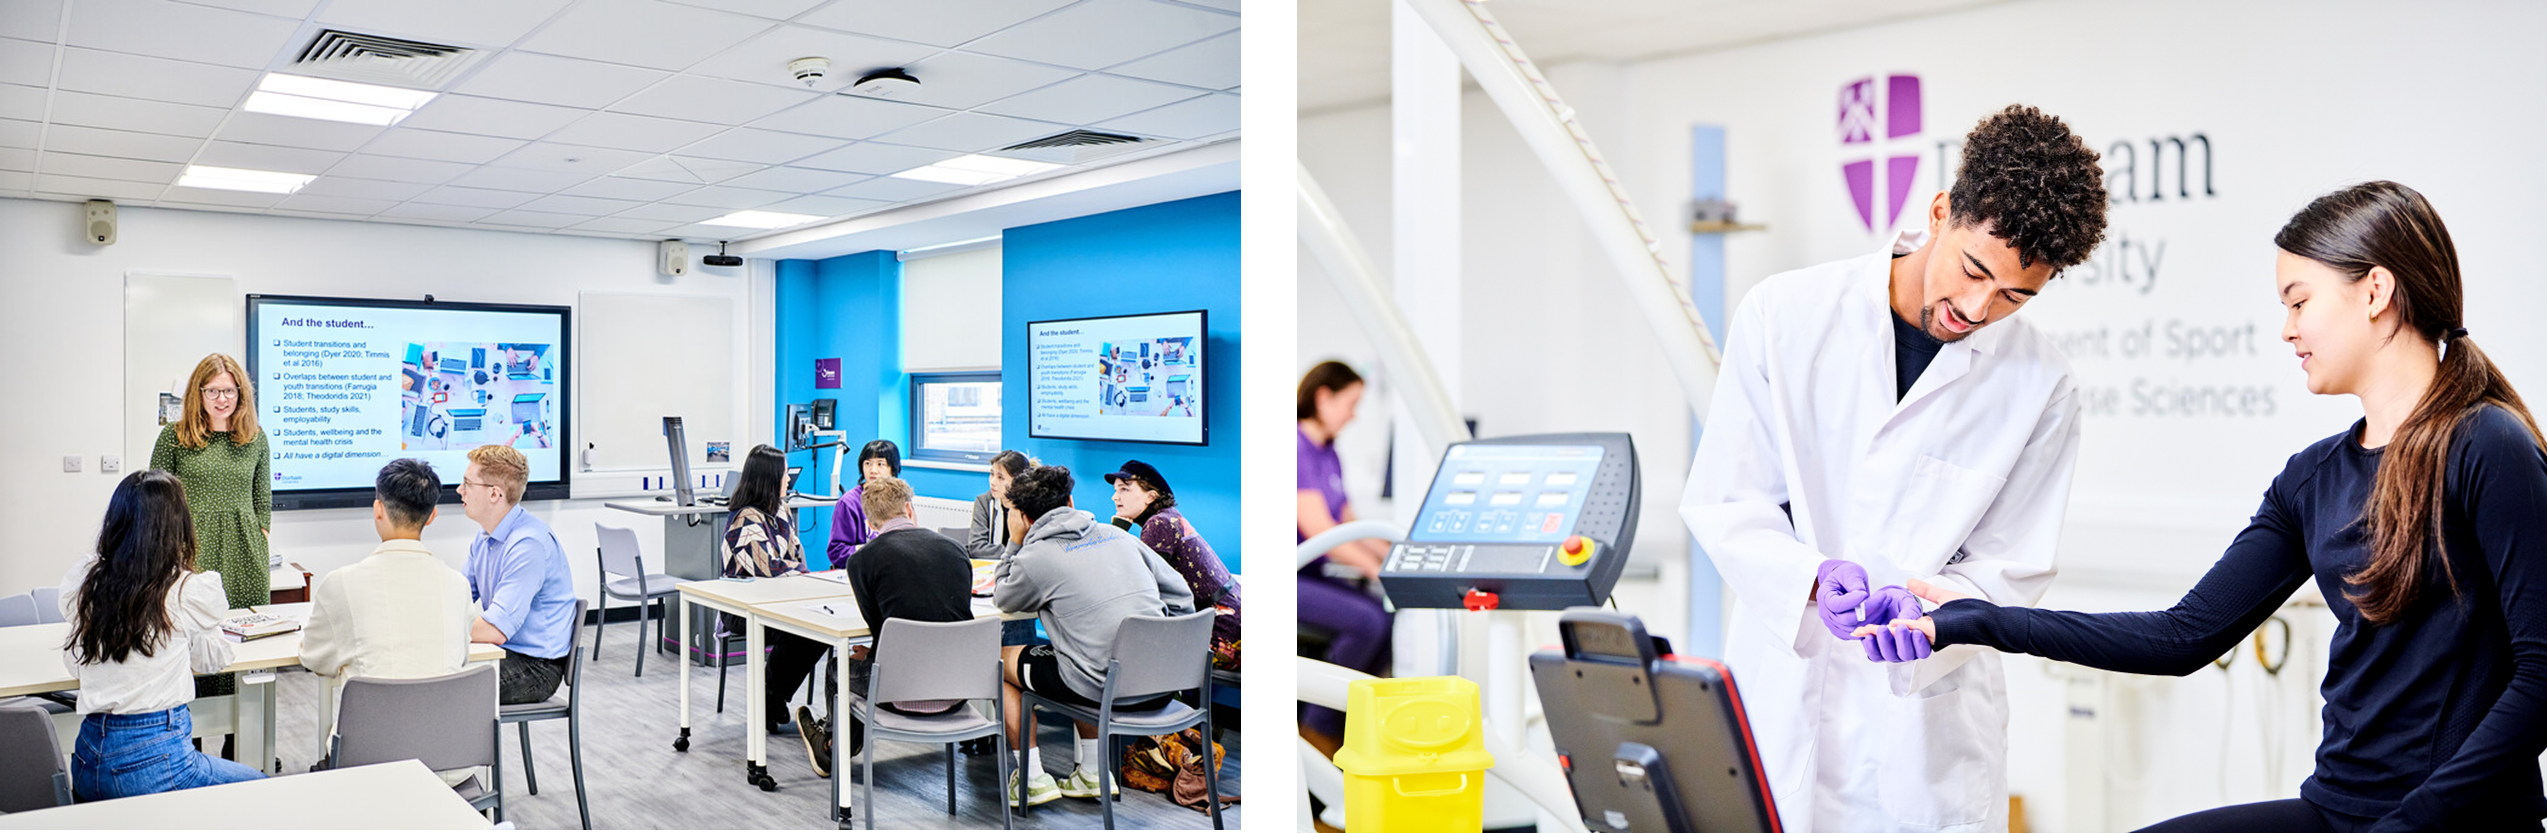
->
[[58, 470, 264, 801], [297, 458, 475, 783]]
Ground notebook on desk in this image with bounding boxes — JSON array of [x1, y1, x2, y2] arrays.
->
[[222, 613, 301, 641]]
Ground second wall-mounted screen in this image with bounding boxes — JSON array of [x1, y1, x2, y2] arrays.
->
[[1027, 310, 1205, 445]]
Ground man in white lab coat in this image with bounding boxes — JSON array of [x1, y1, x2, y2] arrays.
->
[[1682, 105, 2109, 832]]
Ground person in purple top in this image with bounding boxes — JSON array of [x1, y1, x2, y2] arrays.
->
[[825, 439, 899, 568], [1296, 361, 1391, 743]]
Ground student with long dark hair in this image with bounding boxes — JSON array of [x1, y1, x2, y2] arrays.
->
[[58, 470, 264, 800], [718, 444, 833, 770], [825, 439, 901, 568], [1867, 182, 2547, 832]]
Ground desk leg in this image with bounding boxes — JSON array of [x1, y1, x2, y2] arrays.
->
[[674, 598, 692, 753], [237, 671, 277, 774], [834, 637, 851, 827], [745, 615, 773, 791]]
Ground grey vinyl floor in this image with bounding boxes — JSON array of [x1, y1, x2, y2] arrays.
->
[[264, 615, 1241, 831]]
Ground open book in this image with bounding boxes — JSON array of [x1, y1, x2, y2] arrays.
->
[[222, 612, 301, 641]]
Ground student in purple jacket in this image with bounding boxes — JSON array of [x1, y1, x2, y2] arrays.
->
[[825, 440, 899, 568]]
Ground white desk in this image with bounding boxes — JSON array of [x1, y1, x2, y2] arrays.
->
[[0, 760, 489, 829], [669, 574, 860, 791], [0, 603, 503, 774]]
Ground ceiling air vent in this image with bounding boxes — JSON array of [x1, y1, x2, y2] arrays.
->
[[289, 29, 482, 89], [993, 130, 1156, 165]]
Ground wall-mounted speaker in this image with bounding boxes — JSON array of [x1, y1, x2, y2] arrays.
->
[[658, 239, 688, 277], [85, 200, 115, 245]]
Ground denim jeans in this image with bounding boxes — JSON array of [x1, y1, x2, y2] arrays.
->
[[71, 707, 263, 802]]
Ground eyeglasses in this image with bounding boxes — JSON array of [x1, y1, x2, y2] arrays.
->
[[201, 387, 241, 401], [461, 479, 495, 493]]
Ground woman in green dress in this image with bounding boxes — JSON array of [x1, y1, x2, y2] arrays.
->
[[151, 353, 271, 611]]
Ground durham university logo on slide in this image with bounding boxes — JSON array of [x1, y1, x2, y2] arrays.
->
[[1838, 73, 1922, 235]]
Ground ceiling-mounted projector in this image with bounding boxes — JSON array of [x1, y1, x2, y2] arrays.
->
[[850, 68, 920, 97], [702, 241, 742, 268]]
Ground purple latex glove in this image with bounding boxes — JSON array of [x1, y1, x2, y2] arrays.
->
[[1814, 559, 1871, 640], [1863, 585, 1924, 628], [1862, 620, 1933, 662]]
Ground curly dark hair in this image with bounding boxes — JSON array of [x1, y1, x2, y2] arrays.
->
[[1948, 104, 2108, 270], [1006, 465, 1076, 525]]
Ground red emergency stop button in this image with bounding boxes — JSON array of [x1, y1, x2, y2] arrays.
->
[[1559, 535, 1595, 566], [1463, 589, 1500, 611]]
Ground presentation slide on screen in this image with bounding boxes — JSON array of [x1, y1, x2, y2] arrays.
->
[[1029, 311, 1203, 444], [251, 299, 564, 492]]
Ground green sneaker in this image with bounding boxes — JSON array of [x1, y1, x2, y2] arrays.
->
[[1008, 770, 1063, 806], [1056, 768, 1119, 799]]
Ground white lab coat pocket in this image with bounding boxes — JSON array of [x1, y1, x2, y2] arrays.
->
[[1873, 672, 2005, 829], [1875, 455, 2007, 577]]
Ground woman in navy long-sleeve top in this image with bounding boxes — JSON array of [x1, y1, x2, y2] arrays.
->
[[1866, 182, 2547, 832]]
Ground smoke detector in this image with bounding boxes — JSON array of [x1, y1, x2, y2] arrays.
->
[[788, 57, 830, 86], [850, 68, 920, 98]]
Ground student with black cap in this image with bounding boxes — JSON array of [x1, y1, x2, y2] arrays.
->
[[1107, 460, 1240, 671]]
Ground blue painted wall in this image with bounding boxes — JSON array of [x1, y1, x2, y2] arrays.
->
[[776, 190, 1241, 573]]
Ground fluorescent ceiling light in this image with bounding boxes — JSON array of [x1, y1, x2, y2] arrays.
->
[[177, 165, 315, 194], [888, 154, 1065, 186], [242, 73, 436, 126], [699, 210, 825, 229]]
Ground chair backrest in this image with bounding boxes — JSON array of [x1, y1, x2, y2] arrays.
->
[[936, 527, 973, 543], [868, 616, 1001, 704], [561, 598, 588, 703], [1107, 610, 1216, 700], [0, 595, 36, 628], [335, 664, 498, 772], [29, 588, 62, 625], [0, 699, 70, 811], [594, 524, 644, 579]]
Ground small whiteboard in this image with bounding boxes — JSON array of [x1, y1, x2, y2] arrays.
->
[[577, 291, 735, 472], [125, 272, 241, 468]]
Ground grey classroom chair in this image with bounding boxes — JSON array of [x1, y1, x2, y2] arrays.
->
[[502, 598, 590, 830], [29, 587, 62, 624], [0, 594, 36, 627], [1016, 610, 1223, 830], [848, 616, 1008, 830], [0, 698, 72, 811], [330, 664, 504, 822], [592, 524, 677, 676]]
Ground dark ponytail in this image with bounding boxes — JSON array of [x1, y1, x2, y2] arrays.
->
[[68, 470, 199, 664], [2274, 181, 2543, 623]]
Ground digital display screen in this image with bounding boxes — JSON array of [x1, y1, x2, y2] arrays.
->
[[1408, 444, 1605, 543], [1026, 310, 1205, 445]]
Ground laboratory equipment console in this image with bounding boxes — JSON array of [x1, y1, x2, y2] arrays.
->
[[1379, 432, 1640, 610]]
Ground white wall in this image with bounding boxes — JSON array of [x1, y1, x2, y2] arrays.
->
[[1301, 0, 2547, 828], [0, 197, 774, 608]]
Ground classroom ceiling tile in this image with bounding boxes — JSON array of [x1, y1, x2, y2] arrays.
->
[[1097, 91, 1232, 139], [797, 0, 1075, 48], [543, 111, 726, 153], [1105, 30, 1236, 90], [0, 146, 31, 170], [687, 24, 941, 92], [376, 201, 499, 222], [161, 185, 287, 207], [47, 91, 226, 136], [327, 153, 473, 184], [294, 175, 429, 200], [519, 193, 643, 215], [39, 151, 181, 183], [397, 95, 589, 141], [611, 200, 730, 222], [714, 165, 867, 192], [761, 192, 889, 217], [964, 0, 1235, 71], [443, 165, 594, 192], [362, 128, 527, 164], [193, 140, 345, 173], [476, 209, 591, 228], [214, 113, 384, 152], [63, 0, 298, 69], [0, 169, 34, 190], [870, 111, 1064, 153], [567, 215, 681, 234], [411, 184, 539, 208], [314, 0, 574, 50], [0, 83, 41, 121], [520, 0, 775, 72], [52, 47, 257, 109], [821, 174, 962, 202], [0, 37, 53, 88], [664, 0, 828, 20], [977, 72, 1200, 124], [46, 124, 201, 163], [749, 94, 947, 140], [455, 51, 669, 109], [487, 141, 655, 175], [269, 209, 370, 221], [183, 0, 323, 17], [613, 154, 763, 184], [34, 173, 163, 200], [0, 0, 62, 41], [275, 193, 397, 215], [610, 74, 820, 126], [0, 117, 37, 149], [789, 141, 955, 175], [559, 175, 697, 201], [881, 50, 1079, 112], [674, 127, 844, 165], [659, 183, 791, 209]]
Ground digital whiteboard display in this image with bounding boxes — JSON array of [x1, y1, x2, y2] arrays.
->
[[1027, 310, 1205, 445], [246, 295, 571, 509], [1408, 444, 1607, 543]]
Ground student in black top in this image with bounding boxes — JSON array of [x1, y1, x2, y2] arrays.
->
[[822, 475, 975, 763], [1862, 182, 2547, 832]]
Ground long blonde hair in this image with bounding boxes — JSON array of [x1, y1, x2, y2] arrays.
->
[[174, 354, 260, 449]]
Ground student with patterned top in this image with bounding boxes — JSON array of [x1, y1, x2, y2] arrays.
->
[[720, 444, 829, 742], [1106, 460, 1239, 671]]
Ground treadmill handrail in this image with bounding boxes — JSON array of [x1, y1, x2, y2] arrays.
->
[[1296, 519, 1408, 569]]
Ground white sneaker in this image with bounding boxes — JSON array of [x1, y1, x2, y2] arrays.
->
[[1057, 768, 1119, 799], [1008, 770, 1063, 806]]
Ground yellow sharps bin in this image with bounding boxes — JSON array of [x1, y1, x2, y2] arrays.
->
[[1332, 676, 1495, 832]]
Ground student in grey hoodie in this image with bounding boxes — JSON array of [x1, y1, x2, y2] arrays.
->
[[993, 464, 1197, 805]]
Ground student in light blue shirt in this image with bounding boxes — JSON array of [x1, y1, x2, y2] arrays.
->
[[460, 445, 577, 704]]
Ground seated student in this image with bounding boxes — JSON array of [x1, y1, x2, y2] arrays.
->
[[459, 445, 577, 705], [1106, 460, 1241, 671], [299, 458, 476, 784], [966, 449, 1034, 562], [825, 440, 902, 567], [59, 470, 264, 800], [993, 465, 1198, 805], [801, 475, 976, 773], [716, 444, 842, 772]]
